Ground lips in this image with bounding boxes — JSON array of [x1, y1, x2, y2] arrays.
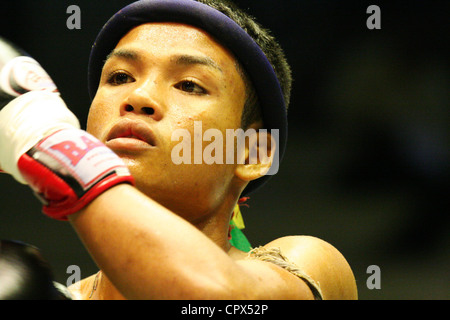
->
[[105, 119, 156, 151]]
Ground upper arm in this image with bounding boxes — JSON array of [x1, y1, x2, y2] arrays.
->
[[262, 235, 358, 300]]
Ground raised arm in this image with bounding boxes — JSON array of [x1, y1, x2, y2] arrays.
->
[[69, 183, 316, 300]]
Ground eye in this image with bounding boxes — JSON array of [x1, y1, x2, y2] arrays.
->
[[175, 80, 207, 94], [107, 71, 134, 85]]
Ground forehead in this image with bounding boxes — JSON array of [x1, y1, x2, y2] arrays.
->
[[120, 23, 212, 46], [114, 22, 239, 72]]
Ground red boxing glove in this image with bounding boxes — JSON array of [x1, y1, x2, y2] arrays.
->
[[17, 128, 134, 220]]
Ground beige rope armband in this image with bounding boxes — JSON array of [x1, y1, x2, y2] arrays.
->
[[247, 246, 324, 300]]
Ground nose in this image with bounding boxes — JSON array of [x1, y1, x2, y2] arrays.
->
[[121, 80, 164, 120]]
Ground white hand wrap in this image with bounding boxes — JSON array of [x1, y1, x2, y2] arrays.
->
[[0, 91, 80, 184]]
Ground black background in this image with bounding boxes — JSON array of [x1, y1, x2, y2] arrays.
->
[[0, 0, 449, 299]]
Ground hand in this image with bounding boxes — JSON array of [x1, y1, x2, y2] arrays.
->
[[0, 36, 80, 182], [0, 37, 134, 220]]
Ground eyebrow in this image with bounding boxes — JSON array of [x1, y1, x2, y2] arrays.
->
[[105, 49, 222, 73], [174, 54, 223, 73], [105, 49, 139, 62]]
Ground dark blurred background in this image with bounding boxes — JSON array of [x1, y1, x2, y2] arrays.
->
[[0, 0, 448, 299]]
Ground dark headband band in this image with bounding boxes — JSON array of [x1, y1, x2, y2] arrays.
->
[[88, 0, 288, 196]]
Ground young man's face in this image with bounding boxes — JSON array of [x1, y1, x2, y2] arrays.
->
[[87, 23, 247, 218]]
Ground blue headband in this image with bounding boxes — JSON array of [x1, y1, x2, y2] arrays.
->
[[88, 0, 288, 196]]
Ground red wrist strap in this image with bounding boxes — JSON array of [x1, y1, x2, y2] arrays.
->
[[17, 128, 134, 220]]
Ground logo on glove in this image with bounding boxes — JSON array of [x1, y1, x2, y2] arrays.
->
[[34, 129, 128, 189]]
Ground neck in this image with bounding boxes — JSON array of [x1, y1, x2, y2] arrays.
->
[[193, 211, 233, 252], [172, 189, 238, 252]]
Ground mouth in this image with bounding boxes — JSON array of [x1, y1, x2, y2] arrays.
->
[[105, 119, 156, 152]]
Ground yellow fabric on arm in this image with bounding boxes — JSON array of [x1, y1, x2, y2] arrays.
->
[[232, 204, 245, 229]]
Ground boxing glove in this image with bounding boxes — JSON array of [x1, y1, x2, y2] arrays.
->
[[0, 239, 72, 300], [0, 35, 79, 182], [0, 36, 134, 220]]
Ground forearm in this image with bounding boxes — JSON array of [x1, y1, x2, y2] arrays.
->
[[68, 184, 251, 300]]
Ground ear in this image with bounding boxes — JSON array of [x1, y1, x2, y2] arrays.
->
[[234, 128, 277, 182]]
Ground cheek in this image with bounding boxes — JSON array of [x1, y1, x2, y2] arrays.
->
[[86, 96, 116, 139], [86, 105, 104, 138]]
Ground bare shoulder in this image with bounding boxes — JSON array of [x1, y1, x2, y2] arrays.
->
[[262, 235, 358, 300], [68, 274, 97, 300]]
